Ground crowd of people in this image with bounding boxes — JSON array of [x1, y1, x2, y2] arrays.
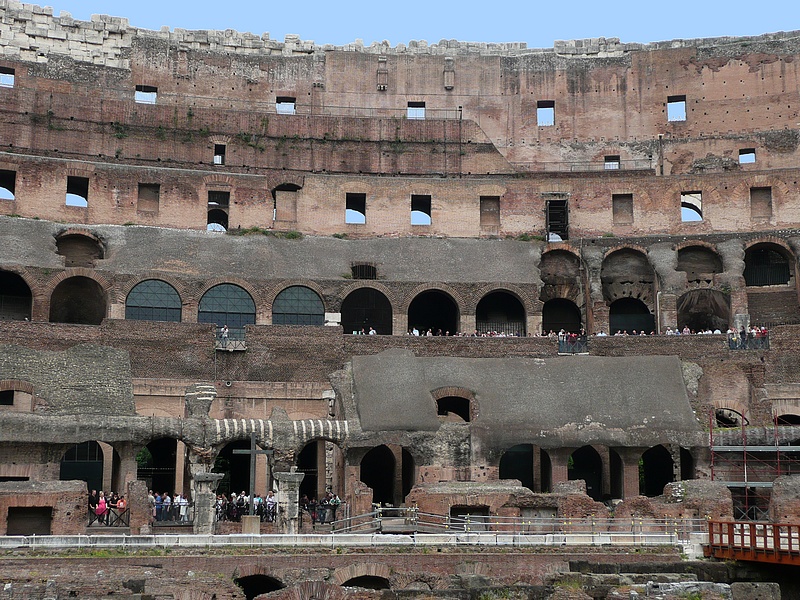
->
[[300, 491, 341, 525], [215, 490, 278, 522], [147, 490, 191, 523], [88, 489, 127, 526]]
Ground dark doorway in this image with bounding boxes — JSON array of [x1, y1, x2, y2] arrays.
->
[[499, 444, 535, 491], [137, 438, 177, 495], [341, 288, 392, 334], [541, 298, 581, 333], [677, 246, 723, 285], [402, 448, 415, 499], [212, 441, 252, 498], [49, 276, 107, 324], [775, 414, 800, 426], [476, 291, 526, 336], [360, 445, 395, 506], [7, 507, 52, 535], [233, 575, 284, 600], [297, 441, 320, 500], [60, 441, 104, 492], [744, 244, 792, 286], [680, 447, 695, 480], [55, 234, 103, 268], [569, 446, 603, 500], [342, 576, 391, 590], [407, 290, 458, 335], [677, 289, 730, 332], [609, 297, 654, 334], [436, 396, 471, 422], [0, 271, 32, 320], [640, 445, 674, 497]]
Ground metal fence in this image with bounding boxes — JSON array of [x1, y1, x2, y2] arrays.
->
[[727, 332, 770, 350], [513, 158, 654, 173], [87, 507, 130, 527], [558, 335, 589, 354], [215, 327, 247, 351]]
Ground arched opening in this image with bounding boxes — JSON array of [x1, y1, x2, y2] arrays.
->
[[744, 243, 792, 286], [569, 446, 603, 501], [60, 441, 107, 492], [0, 271, 32, 320], [0, 169, 15, 200], [49, 276, 107, 324], [775, 414, 800, 426], [407, 290, 459, 335], [342, 576, 391, 590], [136, 438, 178, 496], [609, 297, 655, 335], [297, 440, 321, 500], [341, 288, 392, 334], [125, 280, 181, 322], [55, 233, 103, 268], [233, 575, 284, 600], [207, 190, 229, 232], [677, 289, 730, 332], [198, 284, 256, 330], [677, 246, 723, 285], [360, 445, 395, 506], [212, 440, 253, 498], [680, 447, 695, 481], [541, 298, 581, 333], [402, 448, 415, 500], [476, 291, 526, 336], [436, 396, 471, 422], [601, 249, 655, 309], [640, 445, 674, 497], [499, 444, 535, 491], [716, 408, 744, 428], [272, 286, 324, 325]]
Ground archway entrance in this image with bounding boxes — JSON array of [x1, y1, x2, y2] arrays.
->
[[408, 290, 458, 335], [212, 440, 252, 498], [234, 575, 284, 600], [499, 444, 550, 492], [476, 291, 526, 336], [60, 441, 108, 492], [49, 276, 107, 324], [0, 271, 32, 320], [541, 298, 581, 333], [360, 445, 395, 506], [677, 246, 723, 285], [744, 243, 792, 286], [297, 440, 322, 500], [677, 289, 730, 332], [136, 438, 178, 495], [341, 288, 392, 334], [609, 297, 655, 335], [569, 446, 603, 501], [640, 445, 674, 497]]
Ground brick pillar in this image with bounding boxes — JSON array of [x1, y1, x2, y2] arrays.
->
[[528, 313, 542, 337], [393, 311, 408, 335], [658, 293, 678, 333], [615, 447, 644, 499], [547, 448, 572, 489], [461, 314, 476, 336]]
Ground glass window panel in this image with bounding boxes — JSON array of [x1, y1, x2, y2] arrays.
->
[[273, 286, 324, 325], [126, 280, 182, 322], [198, 284, 256, 329]]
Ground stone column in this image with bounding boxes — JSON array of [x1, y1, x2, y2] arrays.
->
[[582, 247, 607, 334], [614, 447, 644, 500], [191, 471, 224, 535], [460, 314, 476, 336], [547, 448, 572, 490], [274, 469, 305, 534]]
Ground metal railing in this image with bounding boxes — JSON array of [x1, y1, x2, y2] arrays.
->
[[727, 332, 770, 350], [215, 327, 247, 351], [558, 335, 589, 354], [706, 520, 800, 565], [513, 158, 654, 173], [88, 507, 130, 527], [475, 321, 526, 337], [153, 501, 194, 525]]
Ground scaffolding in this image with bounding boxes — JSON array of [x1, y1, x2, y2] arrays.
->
[[709, 409, 800, 520]]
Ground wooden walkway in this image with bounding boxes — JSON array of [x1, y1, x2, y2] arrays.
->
[[705, 520, 800, 565]]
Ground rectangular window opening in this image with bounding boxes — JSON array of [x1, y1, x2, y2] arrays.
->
[[537, 100, 555, 127], [7, 507, 52, 536], [213, 144, 226, 165], [0, 390, 13, 406], [604, 155, 621, 170], [0, 169, 16, 200], [134, 84, 158, 104], [137, 183, 160, 213], [276, 96, 296, 115], [545, 198, 568, 240], [480, 196, 500, 228], [612, 193, 634, 225], [411, 194, 432, 225], [65, 176, 89, 207], [0, 66, 14, 88], [739, 148, 756, 164], [750, 186, 772, 220], [345, 192, 366, 224], [207, 191, 230, 231], [667, 95, 687, 122], [680, 190, 703, 222], [351, 263, 377, 280], [407, 101, 426, 120]]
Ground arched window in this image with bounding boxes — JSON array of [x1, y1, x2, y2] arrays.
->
[[126, 280, 181, 322], [0, 271, 32, 321], [198, 284, 256, 329], [272, 286, 324, 325], [49, 276, 107, 325]]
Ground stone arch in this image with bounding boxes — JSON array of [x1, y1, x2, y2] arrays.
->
[[43, 268, 112, 297], [48, 274, 109, 325], [676, 244, 723, 285], [405, 285, 462, 335], [714, 405, 748, 428], [0, 379, 38, 412], [233, 572, 285, 600], [136, 437, 180, 496], [539, 248, 584, 307], [677, 289, 730, 332], [117, 273, 188, 304], [601, 247, 655, 308], [197, 281, 258, 329], [55, 230, 104, 268], [333, 563, 392, 586], [271, 284, 325, 326], [430, 386, 478, 422], [0, 269, 33, 320], [609, 297, 655, 335], [772, 400, 800, 425], [743, 240, 796, 287], [400, 283, 466, 316], [475, 288, 527, 336], [732, 174, 791, 217], [340, 285, 393, 335], [569, 445, 603, 501], [499, 444, 549, 492], [360, 445, 396, 506], [125, 279, 183, 322], [640, 445, 675, 497], [541, 298, 582, 333]]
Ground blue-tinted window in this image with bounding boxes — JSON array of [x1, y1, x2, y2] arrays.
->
[[126, 280, 182, 322], [273, 286, 324, 325], [199, 284, 256, 329]]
